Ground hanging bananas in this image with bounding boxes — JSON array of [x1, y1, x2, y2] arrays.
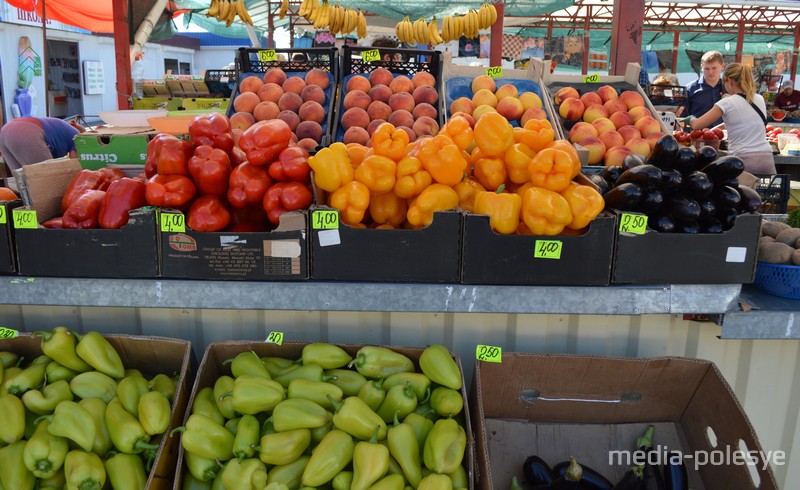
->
[[279, 0, 289, 19], [209, 0, 251, 26], [297, 0, 366, 38], [428, 18, 443, 45], [478, 2, 498, 30]]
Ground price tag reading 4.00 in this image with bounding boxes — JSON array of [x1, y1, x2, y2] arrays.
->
[[0, 327, 19, 339], [619, 213, 648, 235], [485, 66, 503, 78], [362, 49, 381, 63], [476, 344, 502, 363], [12, 210, 37, 229], [312, 210, 339, 229], [265, 331, 284, 345], [160, 213, 186, 233], [0, 206, 6, 225], [257, 49, 277, 62], [582, 73, 601, 83], [534, 240, 562, 259]]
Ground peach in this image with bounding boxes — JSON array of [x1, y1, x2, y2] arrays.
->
[[609, 111, 633, 129], [297, 138, 319, 152], [282, 76, 306, 95], [554, 86, 580, 104], [496, 97, 524, 121], [341, 107, 370, 130], [230, 111, 256, 130], [253, 101, 280, 122], [347, 75, 371, 92], [626, 137, 651, 158], [627, 105, 651, 123], [305, 68, 330, 89], [388, 110, 414, 128], [596, 85, 619, 103], [598, 130, 625, 150], [299, 101, 325, 124], [240, 76, 264, 94], [232, 128, 244, 146], [388, 92, 416, 113], [397, 126, 416, 142], [582, 104, 609, 123], [495, 84, 519, 100], [413, 103, 437, 120], [580, 92, 603, 108], [644, 131, 666, 151], [367, 119, 386, 136], [591, 117, 616, 136], [472, 104, 498, 121], [257, 83, 284, 104], [343, 126, 370, 145], [634, 116, 662, 137], [277, 110, 300, 132], [471, 75, 496, 94], [412, 71, 436, 88], [233, 91, 260, 113], [301, 84, 326, 105], [367, 100, 392, 121], [412, 85, 439, 106], [450, 97, 475, 115], [296, 120, 323, 142], [578, 136, 606, 165], [412, 116, 439, 138], [604, 146, 633, 166], [263, 68, 287, 86], [473, 89, 498, 108], [558, 98, 585, 121], [619, 90, 645, 110], [278, 92, 303, 113], [568, 122, 598, 143], [369, 67, 393, 87], [451, 112, 475, 128], [603, 98, 628, 116], [519, 92, 543, 111], [617, 125, 642, 142], [389, 75, 414, 94], [290, 133, 298, 144], [520, 107, 547, 126], [344, 90, 372, 111], [368, 84, 392, 103]]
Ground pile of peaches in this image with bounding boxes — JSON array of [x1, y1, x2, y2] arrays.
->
[[554, 84, 666, 166], [448, 74, 546, 127], [338, 67, 440, 145], [230, 67, 332, 152]]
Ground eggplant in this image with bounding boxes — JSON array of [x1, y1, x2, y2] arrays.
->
[[622, 154, 645, 171], [676, 221, 700, 234], [701, 155, 745, 182], [718, 177, 740, 188], [524, 455, 556, 486], [611, 426, 655, 490], [587, 174, 611, 195], [611, 470, 646, 490], [601, 166, 624, 186], [649, 213, 677, 233], [667, 195, 701, 222], [712, 185, 741, 209], [660, 170, 683, 193], [616, 165, 663, 188], [550, 457, 585, 489], [604, 183, 644, 211], [717, 208, 738, 230], [696, 197, 717, 220], [552, 459, 613, 490], [638, 187, 664, 213], [671, 146, 697, 174], [737, 185, 763, 213], [699, 218, 724, 233], [695, 145, 718, 168], [663, 452, 689, 490], [681, 171, 713, 198], [645, 134, 680, 170]]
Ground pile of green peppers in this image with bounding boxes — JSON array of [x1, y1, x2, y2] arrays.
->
[[0, 327, 178, 490], [177, 342, 469, 490]]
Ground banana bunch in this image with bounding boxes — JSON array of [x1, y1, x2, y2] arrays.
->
[[313, 0, 331, 29], [441, 14, 464, 42], [299, 0, 366, 38], [207, 0, 251, 26], [413, 17, 430, 45], [298, 0, 319, 18], [478, 2, 498, 29], [428, 18, 444, 45], [462, 9, 479, 38], [279, 0, 288, 19], [357, 10, 367, 39], [395, 16, 414, 44], [328, 5, 360, 35]]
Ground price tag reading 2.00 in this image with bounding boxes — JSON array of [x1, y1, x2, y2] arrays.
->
[[619, 213, 647, 235], [534, 240, 562, 259], [160, 213, 186, 233], [257, 50, 277, 62], [312, 210, 339, 229], [12, 210, 37, 229], [476, 344, 502, 362], [266, 331, 284, 345], [582, 74, 601, 83], [0, 327, 19, 339], [362, 49, 381, 63], [485, 66, 503, 78]]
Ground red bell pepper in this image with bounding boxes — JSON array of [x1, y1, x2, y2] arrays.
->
[[188, 113, 235, 154], [268, 146, 311, 183], [230, 146, 247, 168], [145, 134, 176, 178], [98, 177, 147, 229], [239, 119, 292, 167], [187, 195, 231, 232], [62, 190, 106, 229], [42, 217, 64, 229], [145, 174, 196, 209], [227, 162, 272, 209], [61, 169, 114, 213], [262, 182, 312, 225], [98, 167, 126, 182], [156, 136, 193, 176], [188, 145, 232, 197]]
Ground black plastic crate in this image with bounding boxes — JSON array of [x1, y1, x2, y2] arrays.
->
[[333, 45, 444, 143], [646, 83, 686, 106], [754, 173, 790, 214], [204, 69, 237, 97]]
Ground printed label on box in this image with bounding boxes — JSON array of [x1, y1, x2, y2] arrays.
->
[[318, 229, 341, 247], [726, 246, 747, 263]]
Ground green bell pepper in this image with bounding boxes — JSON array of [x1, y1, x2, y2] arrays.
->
[[221, 457, 266, 490], [352, 427, 389, 490], [357, 377, 386, 411], [287, 378, 343, 409], [274, 363, 330, 388], [23, 419, 68, 479], [383, 372, 432, 402], [185, 450, 223, 482], [232, 414, 260, 461], [46, 400, 96, 452], [266, 455, 310, 488], [227, 375, 285, 415], [259, 427, 310, 465], [78, 398, 113, 456], [64, 450, 106, 490], [192, 387, 225, 426], [310, 421, 333, 444], [348, 346, 414, 379], [388, 414, 422, 488], [329, 394, 387, 442], [172, 413, 234, 461], [116, 375, 151, 417], [104, 451, 148, 490], [138, 390, 172, 435], [0, 392, 26, 444], [418, 344, 462, 390], [446, 464, 468, 489], [0, 440, 35, 490], [105, 397, 160, 454], [149, 373, 177, 403], [0, 351, 20, 368], [272, 398, 331, 431], [213, 375, 237, 420], [418, 473, 453, 490], [262, 356, 301, 378], [74, 331, 125, 379], [423, 418, 466, 475], [69, 370, 118, 404], [368, 474, 406, 490], [429, 387, 463, 418], [6, 360, 48, 396], [301, 429, 355, 487], [325, 369, 367, 397], [182, 472, 214, 490], [34, 468, 66, 489], [45, 362, 78, 383], [33, 327, 92, 373], [403, 412, 434, 454], [226, 416, 242, 435], [377, 382, 418, 423], [224, 351, 272, 379], [21, 379, 72, 415], [332, 470, 354, 490], [301, 343, 353, 369]]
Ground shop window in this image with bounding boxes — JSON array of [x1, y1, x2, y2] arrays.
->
[[164, 59, 191, 75]]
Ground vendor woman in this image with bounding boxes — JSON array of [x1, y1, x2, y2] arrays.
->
[[0, 117, 84, 173]]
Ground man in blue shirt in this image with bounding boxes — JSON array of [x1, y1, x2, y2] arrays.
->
[[678, 50, 725, 126]]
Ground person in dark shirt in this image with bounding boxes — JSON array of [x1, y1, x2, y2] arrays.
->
[[773, 79, 800, 122], [0, 117, 83, 172], [678, 50, 725, 126]]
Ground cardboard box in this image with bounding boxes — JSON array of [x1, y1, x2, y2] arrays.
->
[[310, 207, 462, 282], [159, 209, 309, 280], [75, 129, 156, 169], [471, 353, 778, 490], [143, 80, 171, 97], [611, 212, 761, 284], [174, 341, 474, 490], [181, 98, 230, 111], [0, 198, 23, 273], [132, 97, 183, 111], [0, 333, 194, 490]]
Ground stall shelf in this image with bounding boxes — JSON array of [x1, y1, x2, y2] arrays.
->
[[721, 284, 800, 339]]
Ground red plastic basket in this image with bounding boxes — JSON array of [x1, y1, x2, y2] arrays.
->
[[752, 262, 800, 299]]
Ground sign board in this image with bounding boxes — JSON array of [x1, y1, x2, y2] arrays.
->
[[83, 61, 105, 95]]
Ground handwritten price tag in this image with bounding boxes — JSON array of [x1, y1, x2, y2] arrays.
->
[[0, 206, 6, 225], [12, 210, 37, 229], [534, 240, 562, 259], [582, 74, 601, 83], [619, 213, 648, 235], [0, 327, 19, 339], [312, 210, 339, 230], [160, 212, 186, 233], [476, 344, 502, 362], [265, 331, 284, 345], [362, 49, 381, 63], [257, 50, 277, 62], [485, 66, 503, 78]]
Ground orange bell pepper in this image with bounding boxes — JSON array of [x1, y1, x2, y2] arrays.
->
[[330, 180, 371, 226], [474, 186, 522, 235], [453, 177, 486, 213], [394, 156, 432, 199], [413, 134, 468, 187], [521, 187, 573, 236], [406, 183, 459, 228], [504, 143, 536, 185], [513, 181, 535, 198], [473, 155, 507, 191], [527, 147, 577, 193], [355, 154, 397, 194], [369, 191, 408, 227], [346, 143, 369, 167], [439, 115, 474, 151], [473, 112, 513, 157], [309, 142, 353, 192], [518, 119, 555, 152], [372, 123, 409, 161], [560, 182, 604, 230], [548, 140, 582, 177]]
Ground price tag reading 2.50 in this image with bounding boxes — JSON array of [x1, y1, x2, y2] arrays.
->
[[476, 344, 502, 362], [312, 210, 339, 229], [619, 213, 648, 235], [12, 210, 37, 229], [582, 73, 601, 83], [266, 331, 284, 345], [534, 240, 562, 259], [485, 66, 503, 78], [362, 49, 381, 63], [160, 213, 186, 233], [257, 49, 277, 62]]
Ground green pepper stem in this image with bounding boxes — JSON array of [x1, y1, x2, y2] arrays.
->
[[222, 358, 234, 366], [169, 427, 186, 437], [71, 331, 84, 341], [636, 425, 655, 451], [78, 479, 102, 490], [33, 414, 53, 426], [31, 331, 52, 340], [134, 439, 161, 451], [326, 394, 343, 412], [219, 391, 232, 400]]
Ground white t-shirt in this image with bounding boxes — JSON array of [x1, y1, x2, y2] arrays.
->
[[715, 93, 772, 155]]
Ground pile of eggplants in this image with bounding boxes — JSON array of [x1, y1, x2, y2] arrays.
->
[[587, 135, 762, 233]]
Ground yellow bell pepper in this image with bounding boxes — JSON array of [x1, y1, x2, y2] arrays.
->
[[548, 140, 582, 177], [407, 184, 459, 228], [439, 115, 474, 151], [346, 143, 369, 167], [372, 123, 409, 162], [309, 142, 353, 193], [560, 182, 604, 230], [394, 156, 432, 199], [521, 187, 573, 236], [330, 181, 371, 226], [504, 143, 536, 185], [369, 192, 408, 227], [517, 118, 555, 152], [473, 155, 507, 191], [473, 112, 513, 157], [474, 186, 522, 235], [412, 134, 468, 187], [513, 181, 535, 197], [453, 177, 486, 213], [355, 154, 397, 194], [527, 147, 577, 193]]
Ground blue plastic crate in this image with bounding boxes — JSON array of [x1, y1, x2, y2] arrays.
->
[[753, 262, 800, 299]]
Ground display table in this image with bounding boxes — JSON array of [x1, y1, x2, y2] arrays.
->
[[774, 153, 800, 180], [721, 284, 800, 339]]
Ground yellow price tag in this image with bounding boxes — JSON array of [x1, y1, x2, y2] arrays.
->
[[12, 209, 37, 229], [619, 213, 648, 235], [362, 49, 381, 63], [265, 331, 284, 345], [160, 212, 186, 233], [485, 66, 503, 78], [312, 210, 339, 230], [0, 327, 19, 339], [534, 240, 562, 259], [582, 74, 601, 83], [0, 206, 6, 225], [476, 344, 502, 362], [258, 49, 277, 62]]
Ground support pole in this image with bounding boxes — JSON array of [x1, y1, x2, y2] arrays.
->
[[42, 0, 49, 116], [267, 1, 274, 47], [582, 12, 590, 75], [735, 21, 744, 63], [489, 1, 504, 67], [672, 30, 679, 74], [790, 24, 800, 83], [609, 0, 644, 75], [112, 0, 131, 110]]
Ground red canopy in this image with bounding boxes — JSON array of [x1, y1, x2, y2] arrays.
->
[[7, 0, 115, 33]]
